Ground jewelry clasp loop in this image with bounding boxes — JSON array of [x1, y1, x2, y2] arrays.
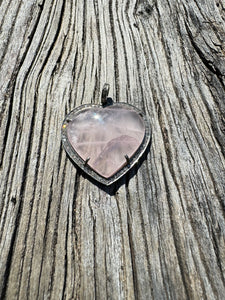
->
[[101, 83, 110, 105]]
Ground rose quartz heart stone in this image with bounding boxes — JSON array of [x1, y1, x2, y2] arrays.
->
[[67, 107, 145, 178]]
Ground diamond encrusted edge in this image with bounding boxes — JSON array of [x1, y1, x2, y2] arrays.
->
[[61, 103, 151, 186]]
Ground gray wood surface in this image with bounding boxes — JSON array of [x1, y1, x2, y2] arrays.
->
[[1, 0, 225, 299]]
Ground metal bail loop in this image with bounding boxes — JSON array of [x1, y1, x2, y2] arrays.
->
[[101, 83, 110, 105]]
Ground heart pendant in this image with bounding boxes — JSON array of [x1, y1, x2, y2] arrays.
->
[[61, 84, 151, 185]]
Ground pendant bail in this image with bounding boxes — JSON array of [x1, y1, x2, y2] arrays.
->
[[101, 83, 110, 105]]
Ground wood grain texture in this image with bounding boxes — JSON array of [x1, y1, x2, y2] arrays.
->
[[1, 0, 225, 299]]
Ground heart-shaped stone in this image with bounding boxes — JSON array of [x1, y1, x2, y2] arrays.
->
[[62, 103, 150, 185]]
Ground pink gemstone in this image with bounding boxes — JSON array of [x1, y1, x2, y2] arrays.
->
[[67, 107, 145, 178]]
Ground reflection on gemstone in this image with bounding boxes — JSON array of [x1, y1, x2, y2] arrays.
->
[[67, 107, 145, 178], [92, 113, 102, 122]]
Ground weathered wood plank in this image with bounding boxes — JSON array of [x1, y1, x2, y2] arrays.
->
[[1, 0, 225, 299]]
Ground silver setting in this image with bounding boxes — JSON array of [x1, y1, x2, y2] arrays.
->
[[61, 102, 151, 186], [125, 154, 130, 166], [84, 157, 90, 165]]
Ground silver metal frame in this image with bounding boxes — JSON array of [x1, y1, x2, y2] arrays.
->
[[61, 102, 151, 186]]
